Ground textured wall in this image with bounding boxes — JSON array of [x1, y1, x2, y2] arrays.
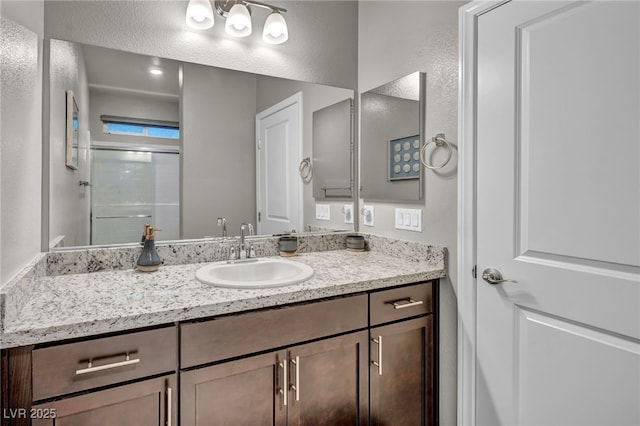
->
[[0, 2, 44, 285], [358, 2, 467, 425], [43, 1, 358, 90]]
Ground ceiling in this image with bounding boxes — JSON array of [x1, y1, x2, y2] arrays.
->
[[82, 44, 180, 98]]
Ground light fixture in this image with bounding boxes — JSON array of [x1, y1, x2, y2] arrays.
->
[[263, 11, 287, 44], [148, 68, 163, 76], [186, 0, 214, 29], [225, 3, 252, 37], [187, 0, 289, 44]]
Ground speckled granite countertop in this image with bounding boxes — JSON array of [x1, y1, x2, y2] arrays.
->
[[1, 249, 446, 348]]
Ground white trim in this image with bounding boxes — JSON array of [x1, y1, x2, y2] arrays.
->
[[255, 92, 304, 235], [457, 2, 510, 425]]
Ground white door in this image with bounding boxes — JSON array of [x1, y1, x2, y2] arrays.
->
[[476, 2, 640, 425], [256, 93, 302, 235]]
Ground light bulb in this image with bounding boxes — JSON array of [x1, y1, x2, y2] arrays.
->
[[186, 0, 214, 30], [263, 11, 288, 44], [225, 4, 252, 37]]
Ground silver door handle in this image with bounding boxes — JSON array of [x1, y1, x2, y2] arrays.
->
[[481, 268, 517, 285]]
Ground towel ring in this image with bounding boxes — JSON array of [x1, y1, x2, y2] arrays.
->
[[299, 157, 313, 182], [421, 133, 453, 170]]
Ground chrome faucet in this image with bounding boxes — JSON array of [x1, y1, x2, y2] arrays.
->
[[239, 222, 255, 260]]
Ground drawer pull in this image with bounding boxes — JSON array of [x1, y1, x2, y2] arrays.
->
[[386, 298, 424, 310], [290, 356, 300, 402], [75, 353, 140, 376], [371, 336, 383, 375], [166, 386, 172, 426], [278, 360, 288, 406]]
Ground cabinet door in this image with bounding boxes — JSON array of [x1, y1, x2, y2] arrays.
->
[[31, 374, 176, 426], [181, 350, 287, 426], [287, 331, 369, 426], [370, 316, 433, 426]]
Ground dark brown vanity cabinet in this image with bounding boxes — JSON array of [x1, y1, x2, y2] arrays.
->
[[1, 327, 178, 426], [369, 282, 436, 426], [180, 295, 370, 426], [181, 332, 369, 426], [31, 374, 176, 426], [1, 280, 438, 426]]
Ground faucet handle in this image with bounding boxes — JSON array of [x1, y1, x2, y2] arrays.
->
[[229, 246, 237, 260], [249, 245, 256, 258]]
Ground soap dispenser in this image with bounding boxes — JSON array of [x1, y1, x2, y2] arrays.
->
[[137, 224, 162, 272]]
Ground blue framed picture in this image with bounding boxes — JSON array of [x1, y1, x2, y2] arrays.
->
[[389, 135, 420, 180]]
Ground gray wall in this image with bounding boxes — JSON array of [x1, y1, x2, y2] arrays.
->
[[89, 90, 180, 147], [1, 1, 43, 284], [47, 39, 91, 247], [181, 63, 257, 238], [255, 76, 354, 232], [358, 2, 466, 425], [43, 1, 358, 90]]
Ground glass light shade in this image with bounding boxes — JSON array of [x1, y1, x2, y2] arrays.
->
[[225, 4, 252, 37], [263, 12, 288, 44], [186, 0, 214, 29]]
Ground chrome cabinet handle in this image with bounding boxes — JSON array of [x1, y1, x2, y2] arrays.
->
[[166, 386, 172, 426], [75, 353, 140, 375], [481, 268, 517, 285], [290, 356, 300, 402], [371, 336, 383, 376], [386, 298, 424, 310], [278, 360, 288, 406]]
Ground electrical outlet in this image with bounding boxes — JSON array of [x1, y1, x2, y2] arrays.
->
[[395, 208, 422, 232], [315, 204, 331, 221], [362, 205, 375, 227], [343, 204, 354, 224]]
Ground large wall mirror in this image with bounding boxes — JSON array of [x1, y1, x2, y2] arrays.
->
[[360, 71, 426, 202], [45, 39, 355, 249]]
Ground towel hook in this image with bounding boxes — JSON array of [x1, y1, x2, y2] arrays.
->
[[421, 133, 453, 170]]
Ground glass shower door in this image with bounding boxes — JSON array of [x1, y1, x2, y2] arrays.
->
[[91, 149, 179, 245]]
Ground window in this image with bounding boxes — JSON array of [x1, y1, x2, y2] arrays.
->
[[101, 116, 180, 140]]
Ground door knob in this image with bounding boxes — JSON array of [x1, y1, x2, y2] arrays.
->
[[481, 268, 517, 285]]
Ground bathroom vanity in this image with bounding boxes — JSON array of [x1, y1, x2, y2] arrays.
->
[[1, 238, 446, 426]]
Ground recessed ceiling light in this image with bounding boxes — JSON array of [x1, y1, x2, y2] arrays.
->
[[149, 68, 163, 76]]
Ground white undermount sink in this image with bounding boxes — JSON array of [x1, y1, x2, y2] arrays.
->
[[196, 258, 314, 288]]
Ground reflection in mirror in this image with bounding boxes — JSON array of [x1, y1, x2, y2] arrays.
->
[[312, 98, 354, 200], [360, 71, 426, 202], [46, 40, 354, 249]]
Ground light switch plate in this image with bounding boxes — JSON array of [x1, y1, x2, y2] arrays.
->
[[315, 204, 331, 221], [343, 204, 354, 224], [395, 208, 422, 232], [362, 205, 375, 227]]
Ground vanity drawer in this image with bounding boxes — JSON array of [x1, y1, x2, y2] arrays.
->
[[181, 294, 368, 368], [32, 326, 177, 401], [370, 282, 432, 326]]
